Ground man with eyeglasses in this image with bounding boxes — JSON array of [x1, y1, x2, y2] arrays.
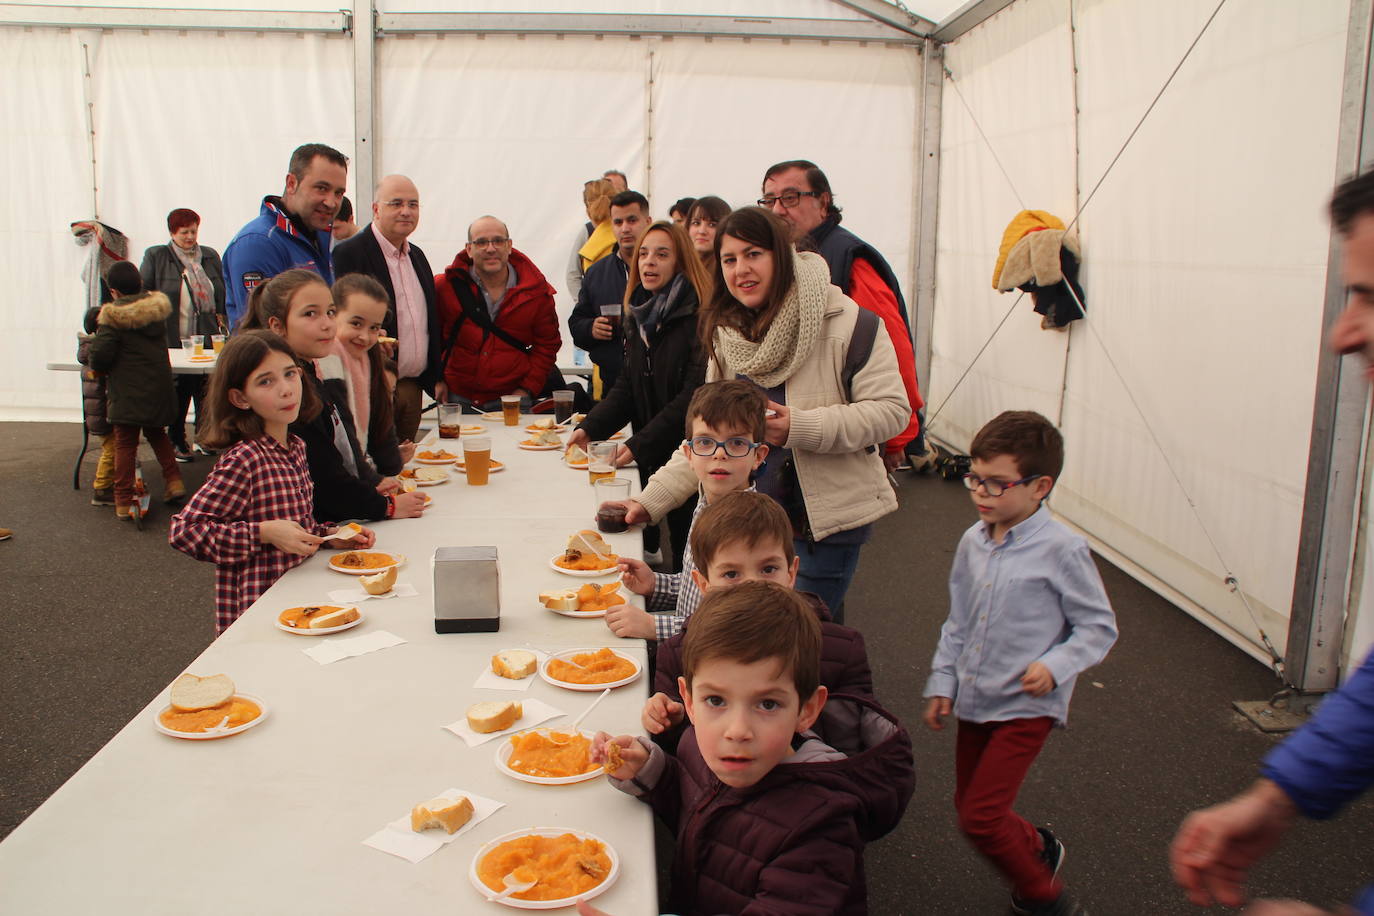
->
[[760, 159, 925, 471], [569, 190, 651, 395], [432, 215, 561, 413], [332, 174, 441, 442]]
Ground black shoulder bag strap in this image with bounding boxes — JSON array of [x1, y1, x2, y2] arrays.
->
[[842, 306, 881, 400]]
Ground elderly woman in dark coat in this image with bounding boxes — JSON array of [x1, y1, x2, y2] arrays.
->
[[140, 207, 226, 462]]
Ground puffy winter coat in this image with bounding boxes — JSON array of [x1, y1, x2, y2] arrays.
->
[[77, 306, 110, 436], [615, 694, 914, 915], [87, 291, 177, 428]]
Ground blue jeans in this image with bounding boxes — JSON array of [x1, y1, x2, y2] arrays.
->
[[794, 538, 863, 624]]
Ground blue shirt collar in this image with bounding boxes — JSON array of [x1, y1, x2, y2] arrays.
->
[[979, 502, 1053, 546]]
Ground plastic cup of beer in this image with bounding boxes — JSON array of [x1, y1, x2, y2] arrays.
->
[[588, 440, 617, 485], [211, 334, 225, 353], [438, 404, 462, 439], [193, 336, 205, 356], [553, 389, 575, 424], [594, 478, 631, 530], [463, 435, 492, 486], [500, 394, 522, 427]]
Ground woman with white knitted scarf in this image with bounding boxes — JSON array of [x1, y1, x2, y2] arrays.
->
[[626, 207, 909, 618]]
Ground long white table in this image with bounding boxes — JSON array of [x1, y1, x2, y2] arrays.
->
[[0, 418, 658, 915]]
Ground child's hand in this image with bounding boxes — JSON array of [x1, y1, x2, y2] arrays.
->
[[397, 440, 417, 464], [617, 557, 655, 596], [764, 400, 791, 446], [323, 525, 376, 549], [590, 731, 647, 780], [576, 900, 614, 916], [1021, 661, 1056, 697], [923, 696, 952, 731], [259, 520, 324, 556], [621, 499, 650, 525], [376, 477, 402, 496], [641, 692, 685, 734], [604, 604, 656, 639], [392, 491, 428, 519]]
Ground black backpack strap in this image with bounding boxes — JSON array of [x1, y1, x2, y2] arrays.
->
[[842, 306, 881, 400], [447, 269, 534, 355]]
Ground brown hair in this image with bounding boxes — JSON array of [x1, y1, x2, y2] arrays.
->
[[583, 178, 616, 225], [687, 195, 731, 226], [1331, 168, 1374, 235], [623, 221, 713, 312], [761, 159, 841, 224], [288, 142, 348, 181], [697, 207, 798, 375], [331, 273, 396, 441], [238, 269, 330, 333], [969, 410, 1064, 482], [683, 379, 767, 441], [681, 581, 821, 703], [201, 330, 321, 449], [689, 490, 796, 573]]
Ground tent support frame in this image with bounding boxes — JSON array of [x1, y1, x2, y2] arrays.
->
[[911, 38, 943, 387], [352, 0, 376, 213]]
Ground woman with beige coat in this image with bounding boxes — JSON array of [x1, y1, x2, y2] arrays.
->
[[625, 206, 908, 619]]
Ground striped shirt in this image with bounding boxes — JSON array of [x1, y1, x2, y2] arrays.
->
[[169, 435, 331, 633]]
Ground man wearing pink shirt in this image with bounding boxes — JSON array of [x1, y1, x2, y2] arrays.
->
[[332, 174, 442, 441]]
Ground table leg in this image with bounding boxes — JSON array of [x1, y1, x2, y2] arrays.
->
[[71, 412, 90, 491]]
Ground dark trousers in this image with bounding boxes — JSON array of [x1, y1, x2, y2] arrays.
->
[[169, 374, 206, 448], [113, 424, 181, 508], [954, 717, 1059, 903], [394, 377, 424, 443]]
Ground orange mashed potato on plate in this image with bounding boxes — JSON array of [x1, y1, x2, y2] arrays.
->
[[547, 649, 636, 685], [576, 583, 621, 612], [417, 449, 458, 460], [478, 834, 611, 901], [554, 550, 618, 572], [331, 551, 394, 570], [507, 731, 600, 779], [159, 697, 260, 733], [278, 605, 347, 629]]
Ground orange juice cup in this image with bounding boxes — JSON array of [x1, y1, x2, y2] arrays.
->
[[464, 435, 492, 486], [501, 394, 522, 427]]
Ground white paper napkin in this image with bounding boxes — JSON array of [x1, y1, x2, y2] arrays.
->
[[443, 698, 566, 747], [303, 630, 407, 665], [361, 789, 504, 864], [471, 649, 550, 692], [326, 583, 420, 604]]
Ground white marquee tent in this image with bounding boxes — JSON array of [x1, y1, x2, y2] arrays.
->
[[3, 0, 1371, 693]]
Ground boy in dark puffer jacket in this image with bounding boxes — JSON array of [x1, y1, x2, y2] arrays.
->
[[593, 581, 913, 916]]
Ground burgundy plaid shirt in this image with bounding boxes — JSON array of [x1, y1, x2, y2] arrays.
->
[[170, 435, 332, 633]]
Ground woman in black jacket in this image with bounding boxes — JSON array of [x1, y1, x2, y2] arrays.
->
[[568, 221, 711, 568], [140, 208, 226, 462]]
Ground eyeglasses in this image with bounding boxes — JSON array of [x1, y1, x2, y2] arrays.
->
[[756, 190, 821, 209], [468, 236, 510, 249], [684, 435, 761, 458], [962, 473, 1042, 497]]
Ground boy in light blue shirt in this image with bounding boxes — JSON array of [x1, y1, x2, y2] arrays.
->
[[923, 410, 1117, 916]]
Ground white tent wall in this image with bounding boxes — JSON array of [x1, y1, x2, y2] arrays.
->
[[932, 0, 1355, 669]]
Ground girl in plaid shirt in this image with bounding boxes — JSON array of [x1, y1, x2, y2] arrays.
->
[[170, 330, 375, 633]]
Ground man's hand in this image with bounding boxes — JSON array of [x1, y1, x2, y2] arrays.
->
[[604, 604, 656, 639], [259, 520, 323, 556], [566, 428, 590, 453], [1021, 661, 1056, 697], [1170, 778, 1298, 908], [397, 440, 417, 464], [391, 491, 428, 519], [434, 381, 449, 404], [883, 451, 905, 471], [621, 499, 650, 525], [613, 444, 635, 466], [590, 732, 647, 780], [641, 692, 685, 735], [923, 696, 952, 731], [764, 401, 791, 447], [591, 316, 614, 341]]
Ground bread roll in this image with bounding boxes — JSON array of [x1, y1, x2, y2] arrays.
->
[[533, 429, 562, 446], [170, 673, 235, 712], [467, 700, 523, 733], [565, 445, 589, 464], [309, 606, 360, 629], [410, 795, 474, 834], [567, 530, 612, 557], [360, 566, 396, 595], [491, 649, 538, 679], [539, 589, 580, 611]]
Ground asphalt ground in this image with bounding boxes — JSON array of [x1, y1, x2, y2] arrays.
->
[[1, 420, 1371, 914]]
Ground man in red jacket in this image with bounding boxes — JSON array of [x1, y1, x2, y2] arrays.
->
[[434, 216, 561, 411]]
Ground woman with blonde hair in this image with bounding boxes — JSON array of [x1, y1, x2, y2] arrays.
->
[[565, 177, 617, 299], [569, 220, 711, 568]]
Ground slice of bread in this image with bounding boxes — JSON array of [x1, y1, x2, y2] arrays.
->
[[467, 700, 523, 733], [360, 566, 396, 595], [170, 673, 235, 712], [410, 795, 474, 834], [539, 589, 580, 611], [565, 445, 589, 464], [414, 466, 448, 481], [491, 649, 538, 679], [533, 429, 562, 446], [568, 530, 612, 556], [309, 606, 360, 629]]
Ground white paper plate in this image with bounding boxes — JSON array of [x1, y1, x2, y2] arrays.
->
[[563, 459, 589, 470], [454, 459, 506, 473], [548, 555, 619, 578], [155, 694, 269, 740], [408, 473, 449, 487], [479, 411, 504, 422], [275, 606, 364, 635], [525, 422, 567, 433], [542, 601, 606, 619], [517, 441, 561, 451], [494, 729, 604, 785], [413, 454, 459, 465], [329, 552, 405, 575], [539, 648, 642, 691], [460, 425, 485, 435], [469, 828, 619, 909]]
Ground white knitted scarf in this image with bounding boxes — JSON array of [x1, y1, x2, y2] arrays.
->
[[713, 251, 830, 388]]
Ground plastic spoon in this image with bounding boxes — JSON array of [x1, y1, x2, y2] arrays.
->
[[487, 871, 537, 902], [570, 688, 612, 732]]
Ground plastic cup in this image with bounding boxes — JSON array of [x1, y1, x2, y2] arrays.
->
[[193, 336, 205, 356], [588, 440, 617, 485], [594, 478, 631, 530], [599, 304, 622, 334], [553, 390, 575, 424], [438, 404, 462, 439], [211, 334, 225, 353], [181, 337, 195, 356], [463, 435, 491, 486], [500, 394, 521, 427]]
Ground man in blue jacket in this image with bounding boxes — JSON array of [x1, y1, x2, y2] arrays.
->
[[223, 143, 347, 329], [1170, 168, 1374, 916]]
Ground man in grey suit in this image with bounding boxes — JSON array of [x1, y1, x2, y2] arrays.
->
[[332, 174, 442, 441]]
